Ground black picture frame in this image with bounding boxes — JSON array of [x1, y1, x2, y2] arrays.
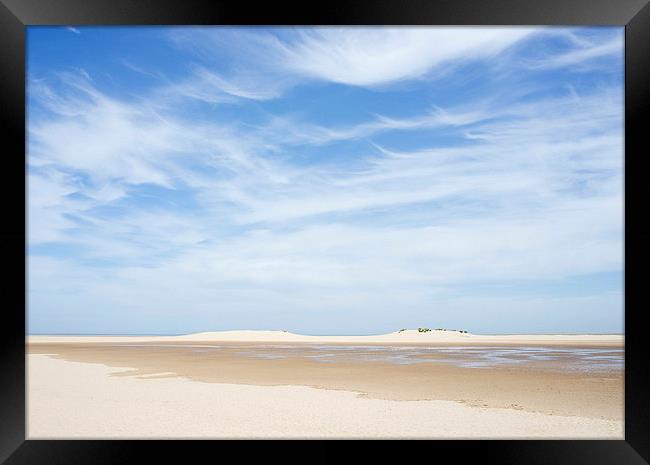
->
[[1, 0, 648, 463]]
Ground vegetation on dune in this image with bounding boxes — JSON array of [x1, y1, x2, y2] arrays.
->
[[399, 327, 468, 334]]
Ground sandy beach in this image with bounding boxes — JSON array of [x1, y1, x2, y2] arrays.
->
[[27, 330, 624, 439]]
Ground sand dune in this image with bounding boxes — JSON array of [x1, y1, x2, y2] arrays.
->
[[27, 329, 624, 346]]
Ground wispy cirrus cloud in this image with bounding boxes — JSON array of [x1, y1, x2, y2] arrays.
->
[[521, 31, 623, 70], [265, 27, 537, 86], [165, 27, 621, 103], [160, 66, 288, 104], [253, 106, 492, 146], [227, 88, 622, 224], [168, 27, 538, 91]]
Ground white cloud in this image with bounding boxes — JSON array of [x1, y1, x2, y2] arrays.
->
[[168, 27, 537, 94], [164, 27, 622, 102], [30, 71, 281, 179], [270, 27, 535, 86]]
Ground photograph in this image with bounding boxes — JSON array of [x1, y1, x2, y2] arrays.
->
[[25, 25, 625, 439]]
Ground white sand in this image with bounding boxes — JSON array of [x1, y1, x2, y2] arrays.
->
[[27, 354, 623, 439], [27, 329, 624, 346]]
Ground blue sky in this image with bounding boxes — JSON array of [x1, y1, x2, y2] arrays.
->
[[26, 27, 624, 335]]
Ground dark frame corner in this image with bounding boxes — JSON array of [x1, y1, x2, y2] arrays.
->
[[1, 0, 648, 463]]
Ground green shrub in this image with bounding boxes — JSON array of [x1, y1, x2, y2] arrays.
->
[[417, 327, 431, 333]]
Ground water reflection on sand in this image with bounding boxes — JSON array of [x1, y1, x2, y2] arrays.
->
[[119, 343, 623, 372]]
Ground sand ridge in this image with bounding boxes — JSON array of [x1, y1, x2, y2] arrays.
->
[[27, 329, 624, 346]]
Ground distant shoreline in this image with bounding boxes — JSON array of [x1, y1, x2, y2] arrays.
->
[[27, 329, 624, 347], [27, 331, 625, 336]]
